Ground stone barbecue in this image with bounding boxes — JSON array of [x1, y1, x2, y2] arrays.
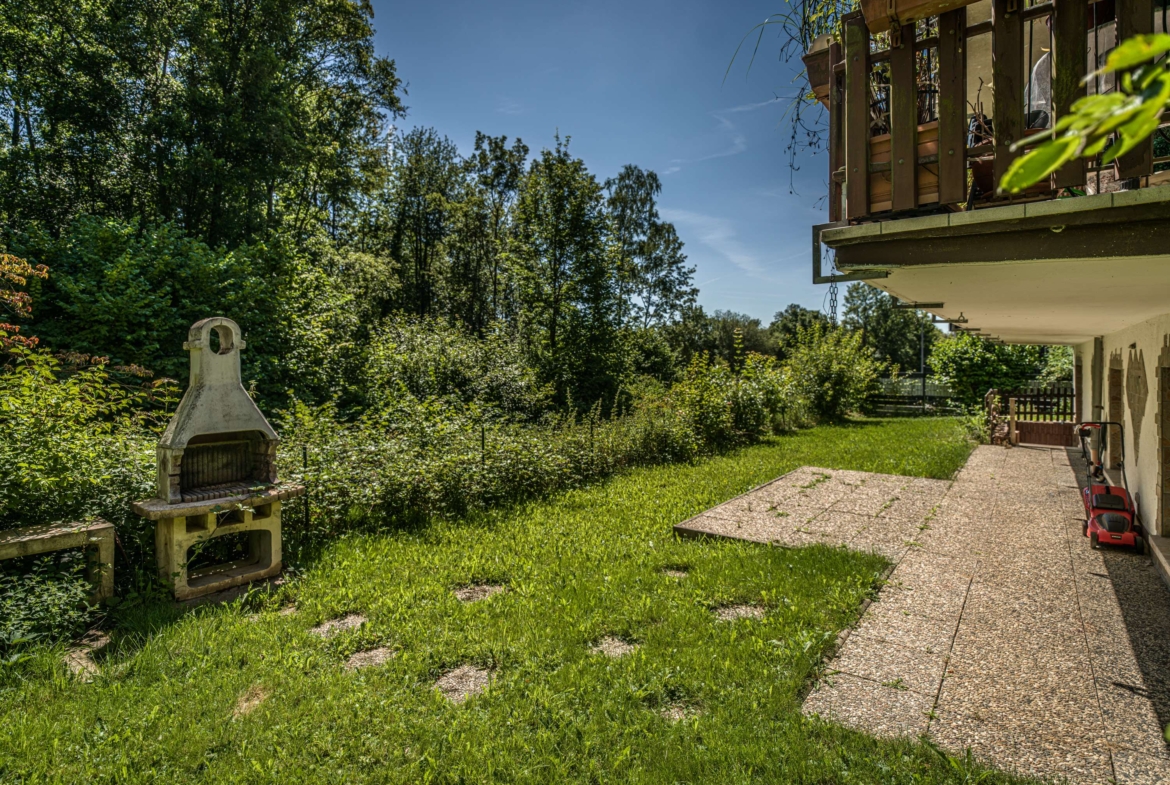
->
[[132, 318, 304, 600]]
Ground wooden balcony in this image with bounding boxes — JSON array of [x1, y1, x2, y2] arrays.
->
[[810, 0, 1170, 224]]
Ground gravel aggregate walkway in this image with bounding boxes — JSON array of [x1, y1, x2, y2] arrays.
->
[[677, 446, 1170, 784]]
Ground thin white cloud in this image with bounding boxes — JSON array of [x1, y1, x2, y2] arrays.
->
[[720, 98, 784, 114], [496, 98, 524, 115], [669, 116, 745, 167], [753, 186, 789, 198], [661, 208, 768, 279], [665, 98, 782, 173]]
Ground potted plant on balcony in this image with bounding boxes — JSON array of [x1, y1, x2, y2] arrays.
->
[[801, 34, 835, 107]]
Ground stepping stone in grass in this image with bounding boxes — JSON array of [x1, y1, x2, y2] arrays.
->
[[310, 613, 365, 638], [661, 567, 689, 579], [435, 665, 492, 704], [660, 702, 700, 723], [453, 584, 505, 603], [345, 647, 396, 671], [64, 629, 110, 681], [714, 604, 766, 622], [233, 684, 268, 718], [250, 603, 296, 622], [591, 636, 639, 658]]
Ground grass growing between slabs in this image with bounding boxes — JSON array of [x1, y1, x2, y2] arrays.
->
[[0, 418, 1032, 784]]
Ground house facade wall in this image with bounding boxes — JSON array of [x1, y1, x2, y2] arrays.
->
[[1075, 312, 1170, 537]]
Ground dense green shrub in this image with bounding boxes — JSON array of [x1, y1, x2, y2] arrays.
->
[[0, 350, 161, 536], [783, 324, 885, 421], [0, 349, 166, 641], [277, 351, 808, 555], [15, 218, 278, 383], [11, 219, 386, 409], [930, 332, 1044, 407], [0, 553, 92, 648], [362, 316, 551, 420]]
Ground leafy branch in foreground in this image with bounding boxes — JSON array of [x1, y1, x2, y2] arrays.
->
[[0, 254, 48, 350], [999, 34, 1170, 194]]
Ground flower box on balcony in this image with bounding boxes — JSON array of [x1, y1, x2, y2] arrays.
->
[[802, 46, 833, 107]]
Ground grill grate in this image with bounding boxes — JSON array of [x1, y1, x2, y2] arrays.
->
[[180, 480, 265, 503]]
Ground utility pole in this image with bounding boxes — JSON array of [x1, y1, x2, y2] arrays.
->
[[892, 301, 943, 415], [920, 320, 926, 413]]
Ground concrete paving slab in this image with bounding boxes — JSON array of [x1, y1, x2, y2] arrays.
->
[[870, 582, 967, 623], [937, 660, 1101, 731], [848, 538, 913, 558], [929, 707, 1115, 784], [949, 613, 1088, 665], [803, 673, 933, 739], [813, 510, 882, 538], [877, 496, 940, 521], [885, 563, 972, 598], [1096, 678, 1170, 754], [1111, 749, 1170, 785], [677, 447, 1170, 782], [852, 602, 958, 654], [827, 631, 947, 695]]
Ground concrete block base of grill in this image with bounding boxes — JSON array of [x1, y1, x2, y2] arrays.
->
[[149, 490, 301, 601]]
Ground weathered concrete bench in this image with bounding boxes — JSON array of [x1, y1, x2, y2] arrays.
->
[[0, 519, 115, 604]]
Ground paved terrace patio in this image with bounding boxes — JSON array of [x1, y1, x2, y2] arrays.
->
[[675, 446, 1170, 784]]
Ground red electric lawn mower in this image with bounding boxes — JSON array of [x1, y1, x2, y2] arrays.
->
[[1074, 421, 1147, 553]]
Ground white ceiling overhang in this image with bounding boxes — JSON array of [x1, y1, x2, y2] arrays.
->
[[821, 187, 1170, 344]]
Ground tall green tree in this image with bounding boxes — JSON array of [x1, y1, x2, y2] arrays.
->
[[605, 165, 659, 328], [512, 136, 615, 406], [0, 0, 404, 248], [446, 133, 528, 333], [768, 303, 829, 360], [842, 283, 938, 373], [386, 128, 460, 317], [467, 133, 529, 325], [635, 221, 697, 328]]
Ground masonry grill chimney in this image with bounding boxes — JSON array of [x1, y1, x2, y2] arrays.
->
[[132, 317, 303, 600], [155, 317, 279, 503]]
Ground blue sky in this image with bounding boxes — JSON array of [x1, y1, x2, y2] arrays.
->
[[371, 0, 832, 323]]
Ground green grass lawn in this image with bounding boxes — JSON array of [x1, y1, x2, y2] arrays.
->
[[0, 418, 1029, 784]]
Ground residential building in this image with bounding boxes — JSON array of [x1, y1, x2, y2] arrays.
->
[[808, 0, 1170, 580]]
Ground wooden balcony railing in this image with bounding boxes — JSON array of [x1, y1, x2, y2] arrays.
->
[[809, 0, 1170, 223]]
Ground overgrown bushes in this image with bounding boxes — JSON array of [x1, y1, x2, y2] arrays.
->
[[0, 350, 166, 643], [0, 320, 885, 644], [362, 317, 551, 419], [785, 324, 885, 421], [278, 349, 812, 555]]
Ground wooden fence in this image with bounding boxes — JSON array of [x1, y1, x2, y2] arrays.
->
[[987, 384, 1079, 446], [866, 376, 959, 416]]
